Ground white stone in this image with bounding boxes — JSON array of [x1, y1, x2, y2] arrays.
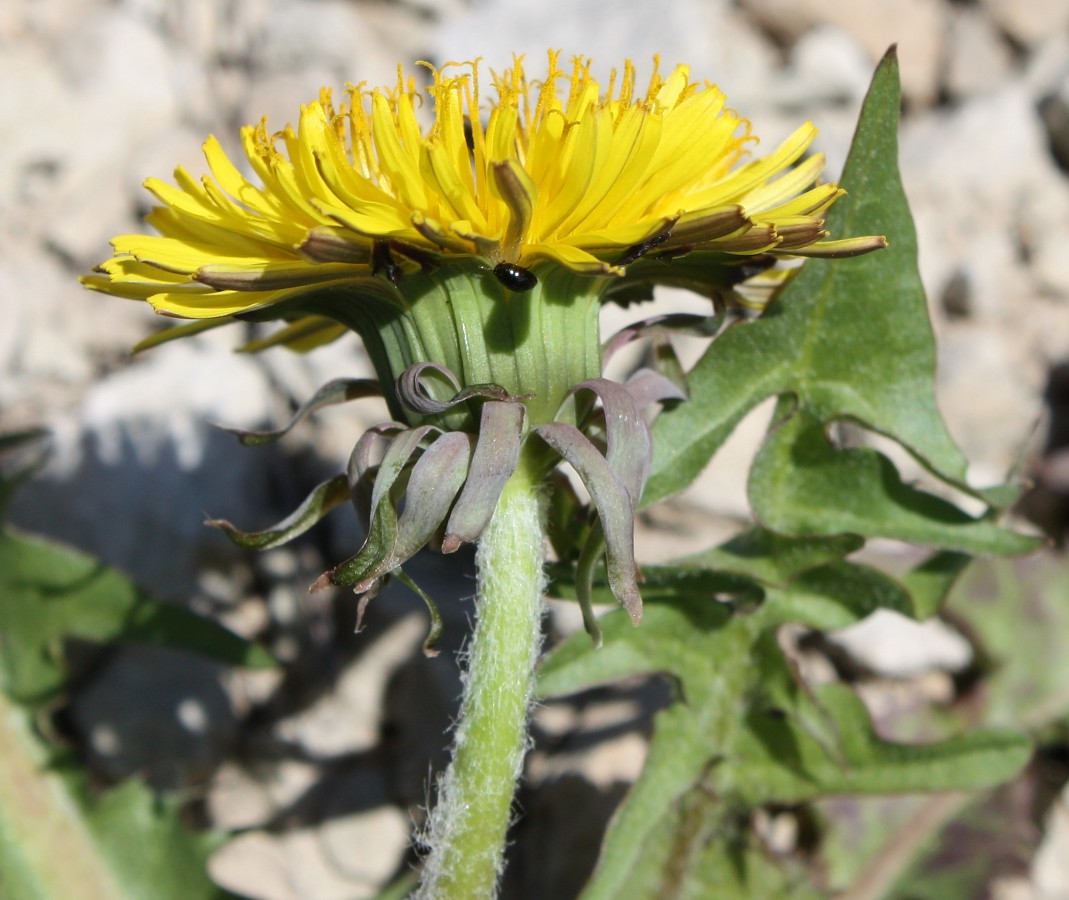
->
[[943, 7, 1016, 100], [436, 0, 778, 110], [57, 11, 182, 161], [937, 325, 1043, 476], [250, 0, 368, 71], [899, 83, 1069, 471], [902, 86, 1051, 229], [263, 760, 322, 815], [738, 0, 816, 43], [228, 665, 288, 711], [856, 672, 958, 723], [128, 125, 217, 201], [778, 26, 876, 109], [904, 96, 1056, 315], [79, 340, 272, 468], [272, 614, 426, 756], [0, 240, 93, 395], [236, 68, 345, 137], [0, 10, 189, 267], [1032, 782, 1069, 898], [828, 609, 973, 679], [530, 697, 649, 788], [44, 167, 139, 271], [207, 763, 276, 832], [0, 46, 70, 211], [239, 0, 416, 107], [536, 730, 648, 790], [251, 328, 383, 471], [1023, 31, 1069, 98], [210, 789, 409, 900], [319, 805, 411, 885], [1031, 235, 1069, 299], [1036, 67, 1069, 176], [210, 831, 301, 900], [981, 0, 1069, 49], [0, 0, 83, 38], [740, 0, 948, 106]]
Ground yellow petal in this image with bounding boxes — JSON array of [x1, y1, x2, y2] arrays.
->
[[523, 242, 621, 276], [195, 260, 369, 290]]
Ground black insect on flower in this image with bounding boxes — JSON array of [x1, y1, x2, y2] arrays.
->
[[493, 262, 538, 293]]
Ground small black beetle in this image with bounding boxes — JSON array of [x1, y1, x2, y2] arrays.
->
[[619, 228, 672, 265], [372, 242, 403, 285], [493, 262, 538, 293]]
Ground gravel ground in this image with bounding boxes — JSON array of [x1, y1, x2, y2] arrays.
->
[[3, 1, 1069, 897]]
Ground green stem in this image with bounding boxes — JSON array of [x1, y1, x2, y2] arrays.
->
[[415, 468, 546, 899]]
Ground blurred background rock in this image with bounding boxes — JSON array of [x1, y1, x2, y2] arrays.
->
[[2, 1, 1068, 897]]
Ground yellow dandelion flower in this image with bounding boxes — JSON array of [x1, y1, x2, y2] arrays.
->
[[85, 52, 884, 425], [86, 52, 880, 306]]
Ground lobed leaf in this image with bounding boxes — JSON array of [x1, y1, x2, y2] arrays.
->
[[734, 683, 1031, 804], [749, 403, 1040, 555], [761, 559, 914, 630], [644, 47, 1028, 558], [677, 525, 863, 587], [541, 504, 1032, 899], [898, 549, 972, 620], [539, 586, 1030, 900]]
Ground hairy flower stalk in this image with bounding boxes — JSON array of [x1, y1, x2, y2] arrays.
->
[[84, 51, 884, 897], [416, 470, 546, 899]]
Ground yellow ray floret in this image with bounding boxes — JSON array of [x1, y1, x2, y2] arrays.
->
[[85, 51, 885, 332]]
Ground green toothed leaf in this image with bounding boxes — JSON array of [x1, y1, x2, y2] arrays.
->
[[538, 585, 1030, 900], [749, 402, 1039, 555], [898, 550, 973, 620], [644, 47, 1031, 563], [676, 526, 863, 587]]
